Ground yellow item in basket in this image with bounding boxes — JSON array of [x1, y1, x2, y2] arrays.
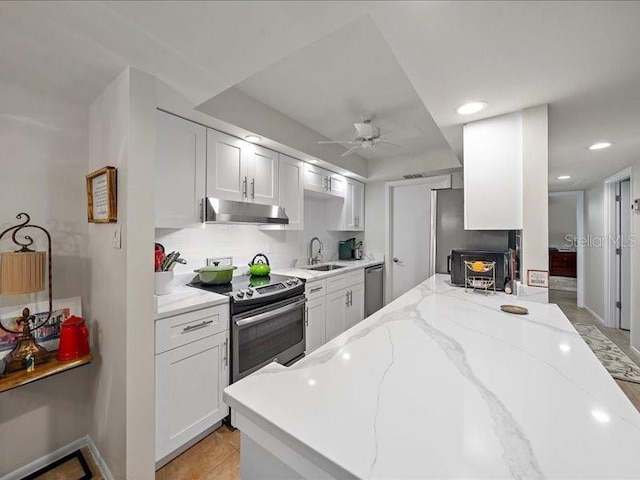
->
[[471, 261, 486, 272]]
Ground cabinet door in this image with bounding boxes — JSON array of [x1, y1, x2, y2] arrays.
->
[[345, 283, 365, 330], [156, 111, 206, 228], [304, 164, 329, 194], [156, 331, 229, 461], [206, 129, 245, 202], [247, 145, 279, 205], [325, 289, 348, 341], [353, 180, 365, 230], [305, 296, 326, 353], [327, 173, 347, 198], [278, 154, 304, 230]]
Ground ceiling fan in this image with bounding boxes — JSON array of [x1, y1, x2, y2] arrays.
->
[[318, 119, 420, 157]]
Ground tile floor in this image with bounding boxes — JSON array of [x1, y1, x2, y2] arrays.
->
[[157, 290, 640, 479]]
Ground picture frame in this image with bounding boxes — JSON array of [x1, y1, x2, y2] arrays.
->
[[527, 269, 549, 288], [86, 166, 117, 223]]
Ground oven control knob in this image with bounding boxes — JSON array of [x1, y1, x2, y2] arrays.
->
[[286, 279, 293, 285], [246, 288, 254, 296], [236, 291, 245, 299], [292, 278, 299, 284]]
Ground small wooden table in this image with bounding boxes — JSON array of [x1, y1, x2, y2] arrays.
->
[[0, 352, 92, 393]]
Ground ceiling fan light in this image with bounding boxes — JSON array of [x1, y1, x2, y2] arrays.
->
[[245, 135, 261, 143], [456, 101, 488, 115]]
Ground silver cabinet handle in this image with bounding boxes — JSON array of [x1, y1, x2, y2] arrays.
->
[[182, 319, 214, 333], [236, 299, 306, 326], [251, 178, 255, 199], [242, 176, 248, 198], [328, 177, 332, 191], [309, 286, 323, 293], [349, 290, 353, 307], [223, 338, 228, 367], [304, 306, 309, 327], [345, 292, 350, 307], [323, 176, 329, 191]]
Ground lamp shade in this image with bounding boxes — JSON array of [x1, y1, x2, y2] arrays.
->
[[0, 251, 46, 295]]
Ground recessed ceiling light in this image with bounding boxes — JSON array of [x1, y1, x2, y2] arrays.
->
[[557, 175, 571, 180], [308, 159, 319, 164], [588, 142, 612, 150], [245, 135, 261, 143], [456, 101, 488, 115], [591, 409, 611, 424]]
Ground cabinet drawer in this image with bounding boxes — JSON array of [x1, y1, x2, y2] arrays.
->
[[305, 280, 327, 300], [156, 304, 229, 354], [326, 269, 364, 294]]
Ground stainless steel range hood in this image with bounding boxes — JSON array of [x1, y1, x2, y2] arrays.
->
[[204, 198, 289, 225]]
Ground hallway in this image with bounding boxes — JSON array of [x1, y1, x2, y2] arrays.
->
[[550, 289, 640, 411]]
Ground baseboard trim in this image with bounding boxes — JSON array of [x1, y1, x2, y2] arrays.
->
[[584, 306, 606, 326], [0, 437, 87, 480], [86, 435, 115, 480], [0, 435, 113, 480]]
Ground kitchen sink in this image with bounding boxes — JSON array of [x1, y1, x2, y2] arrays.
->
[[304, 264, 346, 272]]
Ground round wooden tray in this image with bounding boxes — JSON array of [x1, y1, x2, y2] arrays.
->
[[500, 304, 529, 315]]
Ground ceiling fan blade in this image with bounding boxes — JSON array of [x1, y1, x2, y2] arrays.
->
[[318, 140, 355, 145], [381, 127, 421, 140], [341, 145, 362, 157], [376, 140, 402, 149]]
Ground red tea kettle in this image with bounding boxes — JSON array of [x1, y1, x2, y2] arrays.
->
[[57, 316, 90, 361]]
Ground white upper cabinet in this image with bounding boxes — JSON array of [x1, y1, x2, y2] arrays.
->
[[206, 129, 245, 202], [206, 129, 279, 205], [464, 112, 523, 230], [304, 164, 345, 198], [344, 179, 365, 231], [156, 110, 206, 228], [277, 154, 304, 230]]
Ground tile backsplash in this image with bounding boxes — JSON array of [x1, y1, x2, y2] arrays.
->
[[156, 197, 363, 276]]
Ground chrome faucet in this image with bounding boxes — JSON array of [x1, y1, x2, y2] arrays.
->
[[309, 237, 323, 265]]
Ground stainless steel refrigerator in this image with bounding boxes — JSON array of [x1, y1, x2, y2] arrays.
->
[[433, 189, 510, 274]]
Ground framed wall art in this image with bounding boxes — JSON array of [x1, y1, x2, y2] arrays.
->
[[86, 166, 117, 223]]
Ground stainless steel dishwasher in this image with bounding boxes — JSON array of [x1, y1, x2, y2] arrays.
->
[[365, 264, 384, 317]]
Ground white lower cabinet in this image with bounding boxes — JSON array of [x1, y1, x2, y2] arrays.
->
[[305, 297, 326, 352], [155, 306, 230, 465], [309, 270, 365, 345]]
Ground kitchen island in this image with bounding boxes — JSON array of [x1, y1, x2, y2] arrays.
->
[[224, 274, 640, 479]]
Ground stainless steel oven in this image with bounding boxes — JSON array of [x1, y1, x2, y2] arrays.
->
[[232, 293, 306, 382]]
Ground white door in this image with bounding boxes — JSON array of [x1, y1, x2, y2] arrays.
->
[[305, 297, 326, 353], [206, 129, 245, 201], [345, 283, 365, 330], [156, 111, 206, 228], [325, 289, 347, 341], [278, 154, 304, 230], [304, 164, 329, 194], [247, 145, 279, 205], [389, 177, 451, 300], [327, 173, 347, 198], [344, 181, 357, 230], [619, 179, 631, 330], [156, 331, 229, 461]]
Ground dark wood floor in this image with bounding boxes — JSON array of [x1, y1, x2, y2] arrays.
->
[[549, 289, 640, 411]]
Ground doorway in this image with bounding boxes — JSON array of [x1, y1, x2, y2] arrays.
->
[[385, 175, 451, 302], [548, 191, 585, 307], [604, 167, 633, 331]]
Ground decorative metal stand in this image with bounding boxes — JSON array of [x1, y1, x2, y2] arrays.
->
[[0, 213, 53, 374], [464, 260, 496, 295]]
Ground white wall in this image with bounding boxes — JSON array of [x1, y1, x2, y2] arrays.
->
[[0, 80, 91, 475], [584, 183, 605, 320], [548, 195, 577, 249], [156, 196, 362, 275], [88, 67, 156, 480], [521, 105, 549, 286]]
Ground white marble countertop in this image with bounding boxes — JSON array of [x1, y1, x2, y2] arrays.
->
[[155, 273, 228, 320], [224, 274, 640, 479], [272, 255, 384, 281]]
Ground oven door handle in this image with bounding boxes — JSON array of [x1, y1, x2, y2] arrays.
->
[[235, 299, 306, 327]]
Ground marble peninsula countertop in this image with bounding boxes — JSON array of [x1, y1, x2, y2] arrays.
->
[[224, 274, 640, 479]]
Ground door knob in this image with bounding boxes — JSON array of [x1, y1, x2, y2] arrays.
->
[[392, 257, 402, 264]]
